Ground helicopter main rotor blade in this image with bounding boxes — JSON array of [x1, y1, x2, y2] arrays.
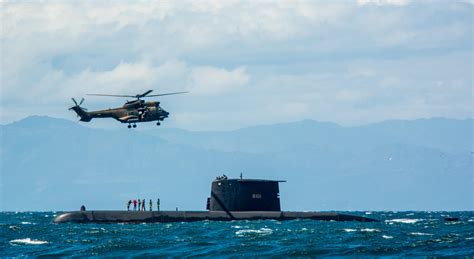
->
[[71, 98, 78, 105], [87, 91, 188, 98], [137, 90, 153, 98], [86, 94, 136, 98], [147, 91, 189, 97], [79, 98, 85, 105]]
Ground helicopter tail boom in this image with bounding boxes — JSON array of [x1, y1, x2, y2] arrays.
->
[[70, 106, 92, 122], [69, 104, 92, 122]]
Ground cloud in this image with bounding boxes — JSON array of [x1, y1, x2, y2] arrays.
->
[[0, 1, 472, 129], [357, 0, 410, 6], [189, 66, 249, 96]]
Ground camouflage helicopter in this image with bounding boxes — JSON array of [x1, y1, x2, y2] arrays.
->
[[69, 90, 187, 128]]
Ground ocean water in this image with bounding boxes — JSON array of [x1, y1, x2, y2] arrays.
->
[[1, 211, 473, 256]]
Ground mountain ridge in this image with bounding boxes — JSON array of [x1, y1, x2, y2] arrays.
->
[[1, 116, 472, 211]]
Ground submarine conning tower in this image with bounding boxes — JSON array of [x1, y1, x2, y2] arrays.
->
[[208, 178, 285, 212]]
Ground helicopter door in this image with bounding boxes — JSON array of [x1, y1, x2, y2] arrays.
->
[[140, 109, 147, 120]]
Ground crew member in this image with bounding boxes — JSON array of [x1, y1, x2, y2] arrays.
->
[[157, 198, 160, 211], [149, 199, 152, 211], [133, 199, 137, 211], [142, 199, 145, 211], [127, 200, 131, 211]]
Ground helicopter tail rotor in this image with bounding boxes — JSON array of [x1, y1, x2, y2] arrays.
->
[[70, 98, 86, 109], [69, 98, 91, 122]]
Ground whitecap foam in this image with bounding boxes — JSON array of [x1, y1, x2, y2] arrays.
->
[[385, 218, 421, 224], [9, 226, 21, 231], [343, 228, 357, 232], [446, 221, 461, 225], [365, 211, 372, 215], [235, 228, 273, 237], [20, 221, 33, 225], [360, 228, 380, 232], [10, 238, 48, 245], [410, 232, 433, 236], [382, 235, 393, 239]]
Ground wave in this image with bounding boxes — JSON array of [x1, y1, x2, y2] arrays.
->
[[9, 238, 48, 245], [410, 232, 433, 236], [235, 228, 273, 237], [385, 218, 421, 224], [9, 226, 21, 231], [343, 228, 380, 233], [360, 228, 380, 232]]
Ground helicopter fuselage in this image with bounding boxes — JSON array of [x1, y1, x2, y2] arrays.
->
[[69, 89, 185, 128], [71, 101, 169, 126], [91, 101, 169, 123]]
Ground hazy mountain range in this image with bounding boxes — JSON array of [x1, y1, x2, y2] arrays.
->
[[1, 116, 472, 211]]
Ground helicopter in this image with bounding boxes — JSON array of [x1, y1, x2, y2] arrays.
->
[[69, 90, 187, 128]]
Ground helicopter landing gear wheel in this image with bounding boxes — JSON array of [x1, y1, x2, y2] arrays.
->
[[127, 124, 132, 129], [133, 124, 137, 128], [156, 122, 161, 126]]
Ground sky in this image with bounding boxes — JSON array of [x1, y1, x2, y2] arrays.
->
[[1, 0, 473, 131]]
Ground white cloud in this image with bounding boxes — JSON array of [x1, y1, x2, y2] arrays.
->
[[357, 0, 410, 6], [0, 1, 472, 129], [189, 66, 249, 96]]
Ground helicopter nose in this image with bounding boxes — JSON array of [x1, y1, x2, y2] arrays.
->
[[163, 110, 169, 117]]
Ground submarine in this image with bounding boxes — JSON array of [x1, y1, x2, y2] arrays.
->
[[54, 177, 378, 223]]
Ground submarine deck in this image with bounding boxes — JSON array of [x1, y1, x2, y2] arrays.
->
[[53, 211, 378, 223]]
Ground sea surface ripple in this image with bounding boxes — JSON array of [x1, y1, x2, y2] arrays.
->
[[1, 211, 473, 256]]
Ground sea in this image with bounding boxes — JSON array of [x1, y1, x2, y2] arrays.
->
[[1, 211, 473, 256]]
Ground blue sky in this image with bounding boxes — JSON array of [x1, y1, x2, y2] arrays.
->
[[1, 0, 472, 130]]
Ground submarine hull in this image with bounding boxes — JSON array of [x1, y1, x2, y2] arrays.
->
[[54, 211, 378, 223]]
